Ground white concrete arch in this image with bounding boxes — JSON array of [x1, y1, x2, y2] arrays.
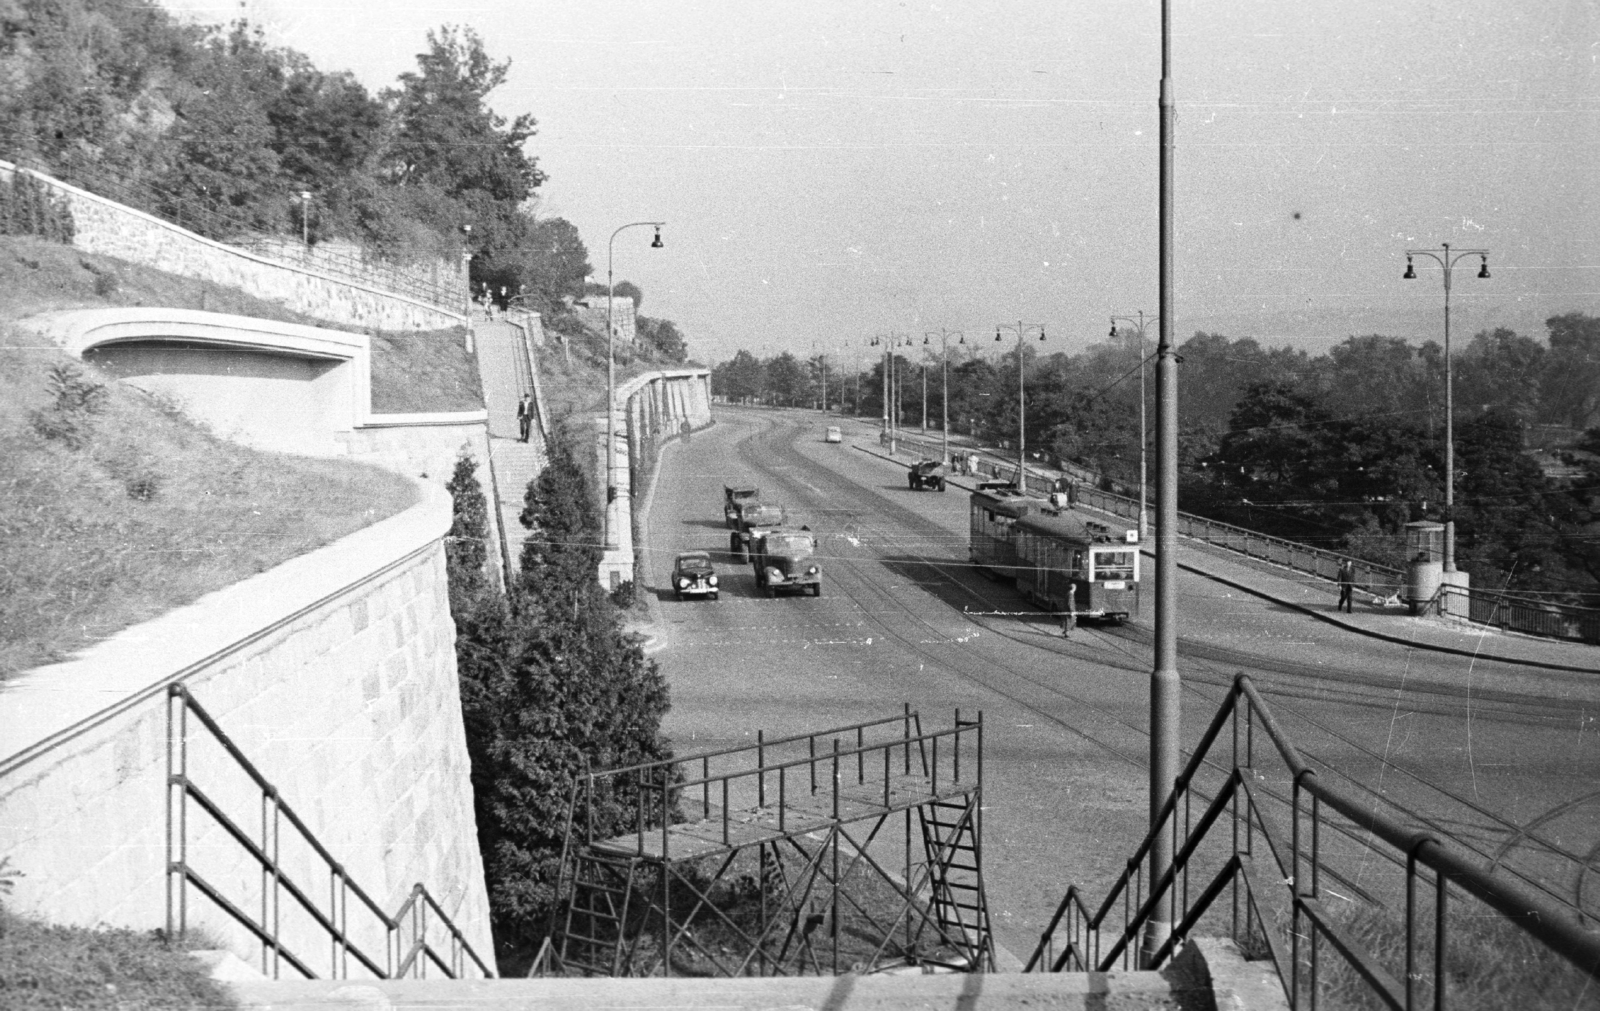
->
[[41, 308, 372, 456]]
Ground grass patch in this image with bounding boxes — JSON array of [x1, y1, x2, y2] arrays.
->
[[369, 326, 481, 413], [0, 335, 417, 678], [0, 909, 236, 1010]]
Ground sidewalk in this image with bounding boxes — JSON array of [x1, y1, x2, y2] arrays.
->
[[850, 436, 1598, 675]]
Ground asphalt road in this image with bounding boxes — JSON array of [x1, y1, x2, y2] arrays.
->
[[645, 407, 1600, 957]]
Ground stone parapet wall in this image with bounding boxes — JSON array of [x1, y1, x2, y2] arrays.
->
[[0, 484, 494, 974], [600, 369, 713, 588], [0, 160, 464, 332]]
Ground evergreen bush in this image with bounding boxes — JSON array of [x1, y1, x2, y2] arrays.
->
[[445, 429, 674, 949]]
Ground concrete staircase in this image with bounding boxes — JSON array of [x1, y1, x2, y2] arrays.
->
[[474, 318, 548, 575]]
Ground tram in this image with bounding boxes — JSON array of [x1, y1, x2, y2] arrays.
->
[[968, 482, 1048, 581], [969, 481, 1141, 622], [1013, 511, 1141, 623]]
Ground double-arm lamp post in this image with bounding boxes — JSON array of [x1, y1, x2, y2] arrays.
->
[[995, 322, 1046, 491], [603, 221, 664, 550], [924, 329, 965, 464], [872, 333, 912, 453], [1402, 242, 1489, 573], [1110, 311, 1157, 542]]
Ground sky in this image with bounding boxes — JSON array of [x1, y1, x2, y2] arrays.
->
[[162, 0, 1599, 366]]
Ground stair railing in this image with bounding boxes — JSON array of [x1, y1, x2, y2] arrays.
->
[[1026, 674, 1600, 1008], [166, 683, 494, 980]]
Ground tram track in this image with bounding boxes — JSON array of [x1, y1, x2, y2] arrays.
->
[[716, 411, 1598, 919]]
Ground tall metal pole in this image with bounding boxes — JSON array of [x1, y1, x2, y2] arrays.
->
[[1112, 312, 1157, 542], [1403, 243, 1488, 574], [1144, 0, 1180, 967], [604, 221, 665, 551], [921, 364, 928, 433], [995, 322, 1045, 491]]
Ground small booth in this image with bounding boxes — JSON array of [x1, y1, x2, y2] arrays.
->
[[1403, 521, 1445, 615]]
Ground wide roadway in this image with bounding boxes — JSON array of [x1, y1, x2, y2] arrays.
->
[[645, 407, 1600, 957]]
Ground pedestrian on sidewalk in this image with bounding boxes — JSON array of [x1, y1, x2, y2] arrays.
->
[[1337, 558, 1356, 613], [516, 393, 533, 442]]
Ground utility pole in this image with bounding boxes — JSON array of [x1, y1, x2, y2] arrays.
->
[[925, 330, 963, 464], [1111, 311, 1157, 543], [995, 322, 1046, 492], [1145, 0, 1179, 967]]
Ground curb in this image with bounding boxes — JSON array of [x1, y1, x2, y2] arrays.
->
[[851, 441, 1597, 673]]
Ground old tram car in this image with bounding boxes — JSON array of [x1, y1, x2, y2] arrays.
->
[[1014, 512, 1141, 622], [970, 482, 1141, 622], [969, 482, 1046, 581]]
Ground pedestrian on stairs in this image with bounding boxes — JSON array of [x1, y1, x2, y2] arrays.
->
[[517, 393, 533, 442]]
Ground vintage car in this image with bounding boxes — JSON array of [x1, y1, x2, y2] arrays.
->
[[825, 425, 843, 443], [908, 459, 948, 491], [750, 527, 822, 597], [723, 484, 761, 528], [729, 499, 787, 559], [670, 551, 719, 601]]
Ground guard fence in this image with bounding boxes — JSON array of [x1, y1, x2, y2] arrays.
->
[[1025, 674, 1600, 1007], [165, 684, 493, 981]]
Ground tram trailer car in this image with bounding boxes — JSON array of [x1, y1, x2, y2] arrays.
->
[[1014, 511, 1141, 622], [968, 482, 1048, 581]]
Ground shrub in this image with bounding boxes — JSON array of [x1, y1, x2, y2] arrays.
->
[[28, 362, 107, 450]]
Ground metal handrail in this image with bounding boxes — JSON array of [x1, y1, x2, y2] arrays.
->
[[166, 684, 493, 980], [1026, 674, 1600, 1006]]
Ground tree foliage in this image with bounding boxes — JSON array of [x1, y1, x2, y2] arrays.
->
[[448, 429, 673, 946]]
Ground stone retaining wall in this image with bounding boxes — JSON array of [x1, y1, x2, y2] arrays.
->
[[0, 160, 464, 332], [0, 485, 494, 976]]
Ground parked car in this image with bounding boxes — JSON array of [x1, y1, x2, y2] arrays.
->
[[825, 426, 843, 443], [670, 551, 720, 601], [908, 459, 948, 491], [723, 485, 761, 528], [750, 527, 821, 597]]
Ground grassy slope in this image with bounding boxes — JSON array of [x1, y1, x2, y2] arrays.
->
[[0, 908, 236, 1010], [0, 236, 432, 677]]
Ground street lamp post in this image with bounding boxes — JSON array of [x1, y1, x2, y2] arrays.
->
[[1403, 242, 1489, 574], [995, 321, 1046, 491], [604, 221, 665, 551], [925, 330, 964, 464], [461, 223, 474, 354], [298, 190, 312, 247], [1111, 312, 1158, 542]]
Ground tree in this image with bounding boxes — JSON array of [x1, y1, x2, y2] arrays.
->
[[637, 316, 687, 364], [1455, 328, 1544, 422], [763, 352, 807, 406], [1541, 313, 1600, 429], [714, 350, 764, 402], [383, 25, 544, 206]]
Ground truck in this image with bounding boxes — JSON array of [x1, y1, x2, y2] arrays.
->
[[724, 485, 761, 528], [728, 498, 787, 560], [907, 459, 948, 491], [750, 527, 822, 597]]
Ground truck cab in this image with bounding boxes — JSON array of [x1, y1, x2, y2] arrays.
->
[[750, 527, 822, 597], [724, 485, 761, 528], [729, 499, 787, 560]]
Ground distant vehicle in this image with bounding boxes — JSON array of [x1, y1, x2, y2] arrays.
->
[[907, 459, 948, 492], [670, 551, 720, 601], [825, 426, 843, 443], [729, 498, 787, 560], [723, 485, 761, 528], [968, 482, 1046, 581], [1013, 511, 1140, 623], [750, 527, 822, 597]]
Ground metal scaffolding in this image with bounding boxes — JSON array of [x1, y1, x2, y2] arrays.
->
[[547, 707, 991, 977]]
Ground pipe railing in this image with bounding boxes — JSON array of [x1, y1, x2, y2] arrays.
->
[[165, 684, 493, 980], [577, 711, 985, 862], [1026, 675, 1600, 1007]]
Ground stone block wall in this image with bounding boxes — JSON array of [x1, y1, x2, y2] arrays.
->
[[0, 161, 464, 333], [0, 486, 494, 977]]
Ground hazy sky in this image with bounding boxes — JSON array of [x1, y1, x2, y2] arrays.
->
[[165, 0, 1598, 365]]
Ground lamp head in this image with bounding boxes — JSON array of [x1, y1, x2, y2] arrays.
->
[[924, 335, 930, 344], [1403, 256, 1415, 280], [995, 329, 1002, 342], [959, 334, 965, 344], [1110, 321, 1118, 338], [1477, 256, 1490, 279], [651, 226, 664, 248], [1039, 329, 1047, 341]]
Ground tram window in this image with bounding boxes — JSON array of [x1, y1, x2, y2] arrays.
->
[[1091, 549, 1135, 581]]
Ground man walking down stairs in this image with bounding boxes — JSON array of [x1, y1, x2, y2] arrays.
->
[[474, 317, 546, 573]]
